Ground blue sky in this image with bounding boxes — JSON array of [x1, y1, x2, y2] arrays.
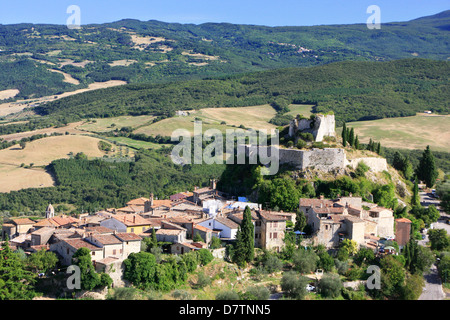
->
[[0, 0, 448, 26]]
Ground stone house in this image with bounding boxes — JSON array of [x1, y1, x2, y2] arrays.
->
[[170, 241, 205, 255], [395, 218, 412, 247], [33, 215, 80, 230], [193, 224, 213, 244], [51, 238, 103, 266], [1, 218, 36, 240], [155, 229, 186, 244], [197, 216, 240, 240], [50, 232, 141, 266], [100, 214, 152, 234], [300, 196, 395, 248], [30, 227, 55, 246]]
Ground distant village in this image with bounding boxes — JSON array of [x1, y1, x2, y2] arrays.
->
[[1, 179, 411, 287]]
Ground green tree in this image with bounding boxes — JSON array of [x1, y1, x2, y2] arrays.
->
[[197, 249, 214, 266], [292, 248, 318, 274], [294, 209, 307, 232], [318, 251, 335, 272], [318, 273, 342, 298], [354, 247, 375, 266], [280, 271, 308, 300], [341, 122, 347, 147], [411, 177, 420, 207], [0, 239, 36, 300], [26, 248, 58, 274], [210, 236, 222, 249], [354, 135, 360, 150], [233, 206, 254, 267], [428, 229, 450, 251], [123, 252, 157, 289], [348, 127, 355, 147], [379, 255, 406, 299], [72, 247, 100, 290], [416, 145, 438, 188]]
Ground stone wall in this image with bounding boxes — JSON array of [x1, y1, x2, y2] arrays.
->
[[289, 114, 336, 142], [244, 145, 388, 174], [346, 157, 388, 173]]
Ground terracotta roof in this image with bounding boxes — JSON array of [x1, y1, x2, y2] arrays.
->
[[31, 226, 55, 235], [299, 198, 334, 208], [194, 224, 212, 232], [64, 238, 102, 251], [115, 232, 142, 241], [91, 234, 122, 245], [170, 192, 193, 201], [113, 214, 151, 226], [313, 207, 346, 214], [151, 199, 173, 208], [34, 216, 79, 228], [85, 226, 114, 234], [259, 210, 288, 221], [215, 216, 240, 229], [126, 197, 149, 206], [174, 242, 198, 250], [96, 257, 121, 265], [395, 218, 412, 223], [156, 229, 183, 235], [12, 218, 35, 225], [116, 206, 138, 213]]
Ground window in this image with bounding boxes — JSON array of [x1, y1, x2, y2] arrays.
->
[[130, 228, 134, 233], [325, 225, 328, 230], [273, 232, 278, 239], [67, 248, 69, 254], [113, 249, 116, 255], [273, 221, 278, 228], [92, 252, 95, 256]]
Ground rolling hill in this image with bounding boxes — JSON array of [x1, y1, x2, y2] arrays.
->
[[0, 10, 448, 102]]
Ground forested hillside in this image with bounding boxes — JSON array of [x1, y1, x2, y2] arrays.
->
[[36, 59, 449, 125], [0, 11, 448, 101]]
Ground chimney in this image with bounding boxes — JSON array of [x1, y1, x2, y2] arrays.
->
[[319, 195, 324, 200], [211, 179, 217, 190], [133, 215, 136, 223], [150, 193, 154, 207]]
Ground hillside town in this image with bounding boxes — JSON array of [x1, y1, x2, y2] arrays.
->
[[1, 177, 411, 289]]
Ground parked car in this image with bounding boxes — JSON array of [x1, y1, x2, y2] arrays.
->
[[306, 284, 315, 292]]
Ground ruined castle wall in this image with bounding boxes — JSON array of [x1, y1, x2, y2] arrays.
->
[[314, 115, 336, 142], [301, 148, 346, 171], [346, 157, 388, 173]]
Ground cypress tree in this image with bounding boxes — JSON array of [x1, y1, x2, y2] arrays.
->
[[341, 122, 347, 147], [354, 135, 360, 150], [412, 176, 420, 207], [348, 127, 355, 147], [367, 138, 373, 151], [416, 145, 438, 188], [233, 206, 254, 266], [376, 142, 381, 155]]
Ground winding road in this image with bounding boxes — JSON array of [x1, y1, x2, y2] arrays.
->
[[418, 191, 448, 300]]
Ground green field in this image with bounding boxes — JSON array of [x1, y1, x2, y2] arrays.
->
[[345, 113, 450, 152], [134, 104, 313, 136], [106, 136, 169, 150], [78, 115, 156, 132]]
